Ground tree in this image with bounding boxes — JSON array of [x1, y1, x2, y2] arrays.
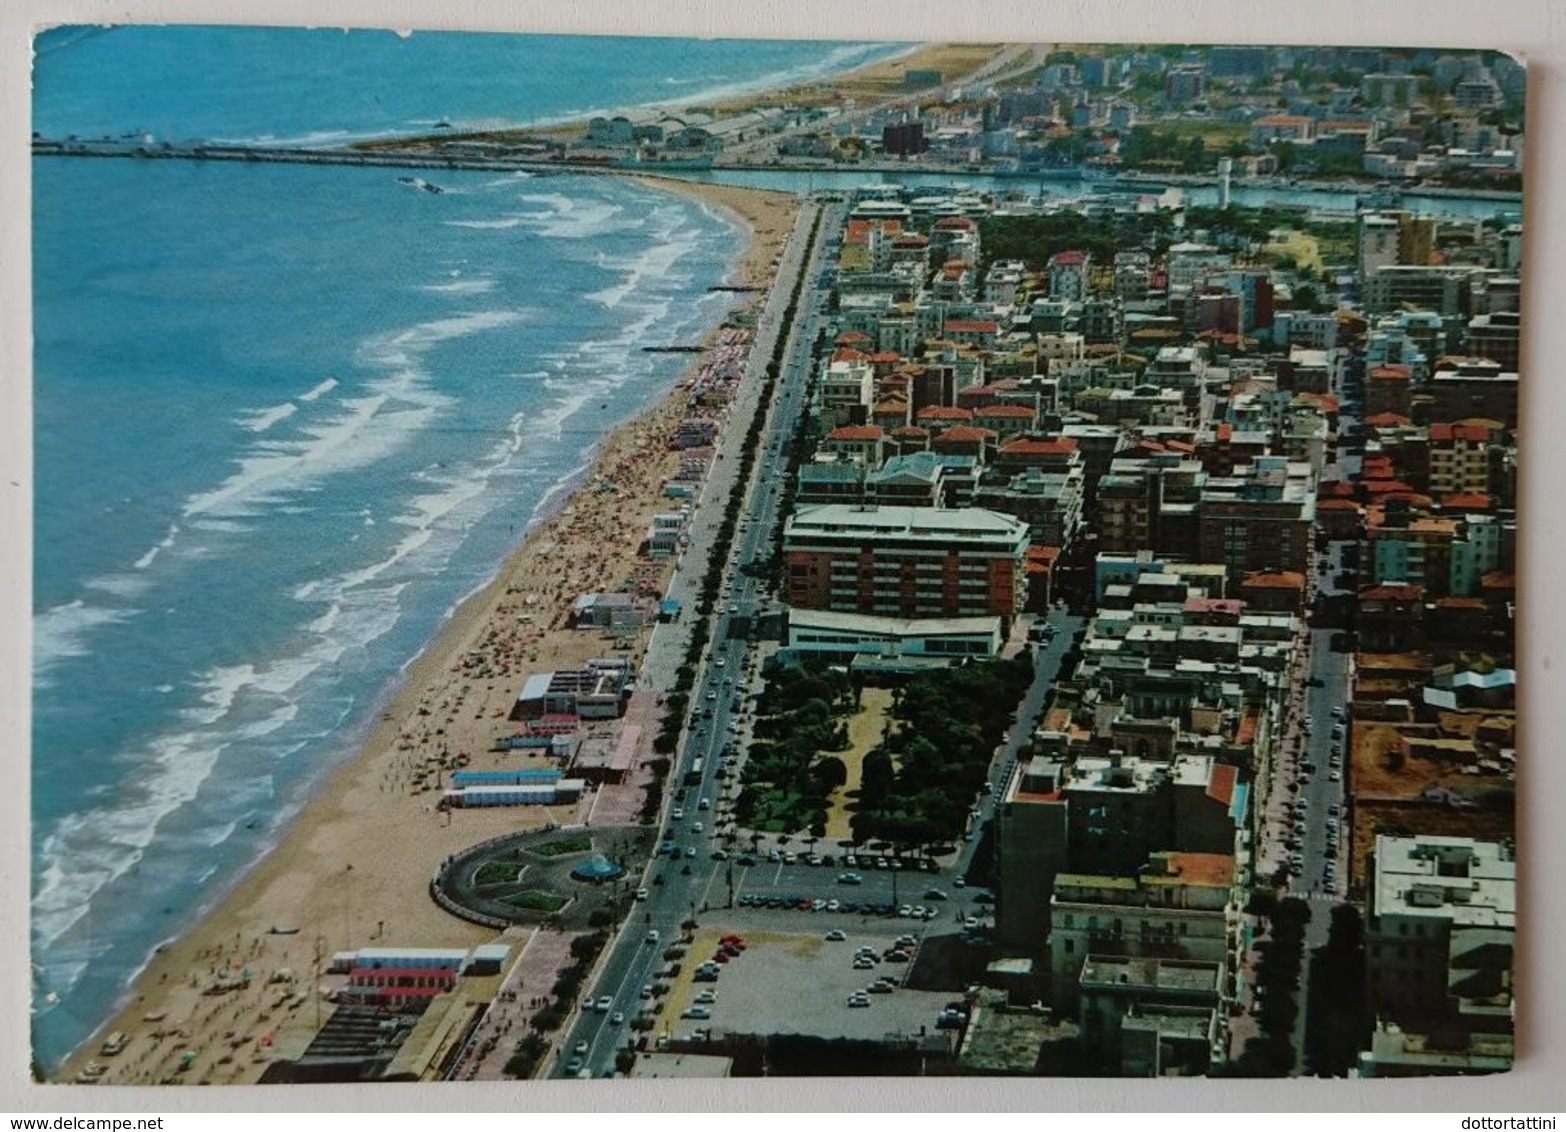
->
[[1292, 283, 1326, 313], [1304, 904, 1372, 1077], [813, 756, 849, 791], [859, 749, 895, 804]]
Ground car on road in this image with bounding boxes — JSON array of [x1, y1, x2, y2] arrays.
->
[[694, 990, 718, 1005], [645, 930, 660, 944], [574, 1040, 589, 1055], [682, 1006, 712, 1020], [565, 1057, 583, 1075], [825, 929, 846, 941], [610, 1012, 624, 1026], [635, 887, 649, 901], [924, 889, 947, 901], [596, 996, 613, 1012], [671, 807, 684, 820], [845, 993, 870, 1008], [837, 872, 863, 885]]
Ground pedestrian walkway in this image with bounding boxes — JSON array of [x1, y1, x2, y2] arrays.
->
[[454, 927, 582, 1081]]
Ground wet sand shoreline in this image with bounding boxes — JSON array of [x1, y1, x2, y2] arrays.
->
[[50, 178, 800, 1086]]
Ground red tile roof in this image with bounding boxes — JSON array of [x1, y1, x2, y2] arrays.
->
[[1001, 437, 1078, 456], [1439, 492, 1492, 510], [916, 406, 974, 421], [1363, 411, 1414, 427], [976, 403, 1036, 418], [1049, 250, 1088, 266], [944, 320, 999, 333], [1242, 570, 1306, 589], [1359, 584, 1424, 602], [1364, 479, 1416, 495], [933, 426, 998, 443], [1184, 597, 1244, 615], [1205, 763, 1238, 806], [826, 425, 885, 442], [1164, 852, 1236, 887]]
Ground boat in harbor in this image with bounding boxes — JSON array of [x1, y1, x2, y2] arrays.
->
[[396, 175, 445, 194]]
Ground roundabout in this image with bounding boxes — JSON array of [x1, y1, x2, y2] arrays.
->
[[433, 824, 652, 930]]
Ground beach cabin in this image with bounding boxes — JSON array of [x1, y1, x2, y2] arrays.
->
[[440, 778, 584, 809], [571, 591, 645, 632]]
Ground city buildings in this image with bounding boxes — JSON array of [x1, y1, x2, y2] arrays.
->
[[781, 504, 1031, 619]]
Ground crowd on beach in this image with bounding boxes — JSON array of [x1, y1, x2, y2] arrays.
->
[[53, 182, 801, 1088]]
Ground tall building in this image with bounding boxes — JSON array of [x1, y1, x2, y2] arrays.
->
[[782, 504, 1030, 619], [1049, 851, 1237, 1012], [1365, 836, 1515, 1057], [1196, 456, 1316, 577]]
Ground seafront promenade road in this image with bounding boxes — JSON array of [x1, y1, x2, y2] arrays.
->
[[543, 195, 834, 1078]]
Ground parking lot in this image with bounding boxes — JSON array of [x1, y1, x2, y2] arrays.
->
[[644, 925, 957, 1044]]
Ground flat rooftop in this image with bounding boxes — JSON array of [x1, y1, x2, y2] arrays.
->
[[1373, 835, 1516, 927]]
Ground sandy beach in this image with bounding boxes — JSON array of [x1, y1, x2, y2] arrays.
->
[[52, 178, 799, 1086]]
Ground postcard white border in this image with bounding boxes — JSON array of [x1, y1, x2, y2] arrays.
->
[[2, 0, 1559, 1114]]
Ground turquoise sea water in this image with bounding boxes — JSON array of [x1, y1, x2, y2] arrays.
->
[[30, 25, 909, 1068]]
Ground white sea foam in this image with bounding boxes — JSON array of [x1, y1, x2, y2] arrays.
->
[[298, 377, 338, 402], [307, 602, 341, 634], [443, 218, 524, 231], [237, 401, 298, 433], [32, 727, 232, 950], [33, 601, 138, 684], [186, 664, 253, 725], [514, 193, 624, 240], [586, 225, 695, 309], [421, 277, 495, 295], [82, 573, 152, 599], [177, 379, 458, 522], [133, 523, 180, 570]]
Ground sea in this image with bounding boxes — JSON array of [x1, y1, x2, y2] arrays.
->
[[28, 24, 912, 1069]]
